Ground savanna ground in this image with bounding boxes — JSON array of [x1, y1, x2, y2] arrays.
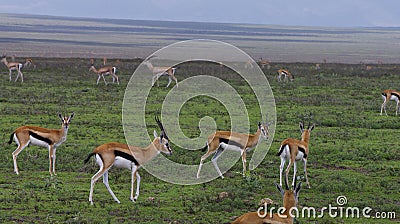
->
[[0, 58, 399, 223]]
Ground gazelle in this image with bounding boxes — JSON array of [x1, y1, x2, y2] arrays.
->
[[89, 63, 119, 85], [277, 122, 314, 189], [232, 178, 302, 224], [259, 58, 270, 69], [277, 69, 294, 82], [143, 56, 178, 88], [1, 54, 24, 82], [8, 112, 74, 176], [197, 121, 269, 179], [84, 117, 172, 204], [24, 58, 36, 69], [380, 89, 400, 116]]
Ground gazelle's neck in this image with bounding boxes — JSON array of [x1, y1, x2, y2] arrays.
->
[[142, 141, 161, 162], [1, 58, 8, 65], [301, 132, 310, 144], [145, 61, 154, 70]]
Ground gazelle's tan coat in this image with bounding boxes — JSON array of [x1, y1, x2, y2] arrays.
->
[[8, 113, 74, 175], [197, 122, 268, 179]]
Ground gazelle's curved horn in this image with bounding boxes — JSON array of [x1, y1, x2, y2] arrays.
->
[[155, 116, 168, 140]]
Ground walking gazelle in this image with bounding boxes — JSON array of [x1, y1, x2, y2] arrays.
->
[[380, 89, 400, 116], [8, 112, 74, 176], [197, 120, 269, 179], [277, 122, 314, 189], [89, 58, 119, 85], [84, 117, 172, 204], [1, 54, 24, 82]]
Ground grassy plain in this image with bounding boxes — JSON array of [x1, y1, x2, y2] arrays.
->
[[0, 58, 399, 223]]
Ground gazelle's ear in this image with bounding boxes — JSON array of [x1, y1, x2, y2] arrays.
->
[[153, 130, 158, 138], [299, 122, 304, 132], [309, 124, 315, 131], [58, 113, 63, 120], [68, 112, 74, 122]]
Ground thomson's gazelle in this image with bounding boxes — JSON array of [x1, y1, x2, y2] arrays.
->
[[197, 121, 269, 179], [1, 54, 24, 82], [381, 89, 400, 116], [84, 117, 172, 204], [232, 177, 302, 224], [277, 122, 314, 189], [8, 112, 74, 175]]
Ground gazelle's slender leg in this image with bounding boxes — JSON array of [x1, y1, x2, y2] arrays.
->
[[279, 157, 285, 187], [166, 77, 172, 87], [102, 74, 107, 85], [103, 171, 120, 203], [96, 75, 101, 85], [52, 148, 57, 175], [211, 146, 225, 179], [292, 161, 297, 187], [241, 150, 247, 176], [197, 145, 214, 178], [48, 146, 54, 176], [12, 137, 29, 175], [285, 159, 294, 188], [131, 165, 140, 202], [303, 158, 310, 188]]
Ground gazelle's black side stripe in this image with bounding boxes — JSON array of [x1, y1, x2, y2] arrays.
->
[[219, 138, 244, 148], [298, 146, 308, 159], [392, 92, 400, 99], [114, 150, 139, 166], [29, 131, 53, 145]]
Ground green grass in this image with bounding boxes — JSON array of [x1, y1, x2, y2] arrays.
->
[[0, 58, 399, 223]]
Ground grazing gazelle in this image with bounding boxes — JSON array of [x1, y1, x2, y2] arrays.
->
[[143, 55, 178, 88], [232, 177, 302, 224], [84, 117, 172, 204], [24, 58, 36, 69], [1, 54, 24, 82], [380, 89, 400, 116], [277, 69, 294, 82], [258, 57, 270, 69], [89, 62, 119, 85], [277, 122, 314, 189], [8, 112, 74, 176], [197, 121, 269, 179]]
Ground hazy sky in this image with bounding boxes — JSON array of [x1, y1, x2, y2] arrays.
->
[[1, 0, 399, 27]]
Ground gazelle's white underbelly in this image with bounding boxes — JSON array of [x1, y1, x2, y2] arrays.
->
[[29, 136, 49, 148]]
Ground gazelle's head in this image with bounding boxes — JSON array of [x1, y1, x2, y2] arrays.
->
[[299, 122, 314, 142], [258, 122, 269, 140], [275, 176, 302, 209], [59, 112, 74, 129], [1, 54, 7, 62], [153, 116, 172, 155]]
